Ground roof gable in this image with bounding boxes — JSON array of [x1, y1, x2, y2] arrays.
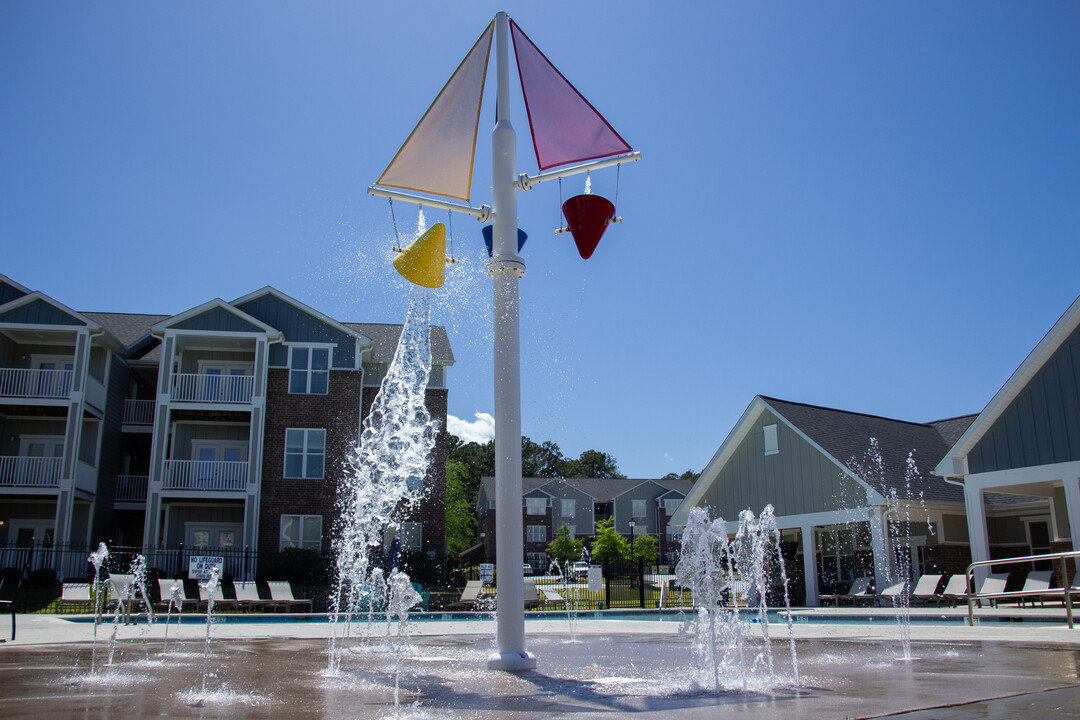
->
[[0, 292, 99, 330], [0, 274, 31, 306], [233, 287, 372, 346], [151, 299, 279, 336], [936, 294, 1080, 477]]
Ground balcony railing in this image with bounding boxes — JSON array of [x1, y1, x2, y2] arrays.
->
[[122, 398, 155, 425], [170, 373, 254, 404], [0, 456, 63, 487], [0, 368, 73, 399], [163, 460, 248, 491], [115, 474, 149, 501]]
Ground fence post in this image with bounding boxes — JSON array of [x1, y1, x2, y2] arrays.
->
[[603, 558, 610, 610], [638, 555, 645, 608]]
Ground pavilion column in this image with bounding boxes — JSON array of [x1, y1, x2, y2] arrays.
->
[[801, 524, 818, 606], [964, 484, 991, 586]]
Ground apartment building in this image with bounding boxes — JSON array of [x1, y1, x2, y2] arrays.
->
[[476, 476, 692, 571], [0, 275, 452, 579]]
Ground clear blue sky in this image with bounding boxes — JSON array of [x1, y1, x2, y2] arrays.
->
[[3, 2, 1078, 479]]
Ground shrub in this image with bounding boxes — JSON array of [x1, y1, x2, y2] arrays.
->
[[28, 567, 57, 585], [268, 547, 330, 585]]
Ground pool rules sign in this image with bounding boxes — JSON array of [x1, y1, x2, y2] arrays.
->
[[189, 555, 224, 581]]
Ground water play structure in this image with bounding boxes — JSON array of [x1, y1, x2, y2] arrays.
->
[[368, 11, 642, 671]]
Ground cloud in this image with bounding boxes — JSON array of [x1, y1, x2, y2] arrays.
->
[[447, 412, 495, 444]]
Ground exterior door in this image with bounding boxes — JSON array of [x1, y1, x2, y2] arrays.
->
[[32, 358, 73, 397]]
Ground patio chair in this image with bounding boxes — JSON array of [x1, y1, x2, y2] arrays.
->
[[410, 581, 430, 611], [107, 574, 136, 623], [1019, 570, 1055, 606], [523, 578, 541, 609], [540, 586, 566, 609], [266, 581, 312, 612], [199, 583, 238, 611], [973, 573, 1009, 608], [820, 576, 872, 606], [233, 581, 268, 612], [157, 579, 197, 612], [59, 582, 93, 613], [939, 574, 970, 606], [447, 580, 483, 610], [874, 581, 909, 607], [909, 575, 944, 605]]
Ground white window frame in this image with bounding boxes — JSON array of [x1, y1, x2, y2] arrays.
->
[[288, 345, 332, 395], [560, 498, 576, 518], [631, 498, 646, 519], [764, 424, 779, 455], [524, 497, 548, 515], [526, 525, 547, 543], [401, 521, 423, 550], [280, 514, 323, 552], [284, 428, 326, 479]]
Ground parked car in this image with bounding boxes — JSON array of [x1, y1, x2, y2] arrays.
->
[[571, 562, 589, 579]]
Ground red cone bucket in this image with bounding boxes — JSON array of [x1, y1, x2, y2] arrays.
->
[[562, 194, 615, 260]]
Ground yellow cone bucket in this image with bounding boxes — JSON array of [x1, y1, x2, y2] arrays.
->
[[393, 223, 447, 288]]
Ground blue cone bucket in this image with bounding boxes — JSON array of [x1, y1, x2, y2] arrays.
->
[[482, 225, 528, 257]]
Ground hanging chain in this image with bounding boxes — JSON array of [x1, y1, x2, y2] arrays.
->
[[389, 198, 401, 246], [447, 208, 455, 261]]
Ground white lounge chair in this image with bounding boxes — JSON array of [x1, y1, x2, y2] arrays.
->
[[910, 574, 943, 605], [199, 583, 237, 611], [233, 581, 268, 611], [974, 573, 1009, 607], [540, 587, 566, 608], [447, 580, 483, 610], [939, 574, 970, 606], [107, 574, 136, 623], [157, 579, 196, 612], [266, 581, 312, 612], [874, 581, 909, 606], [523, 578, 541, 609], [60, 582, 92, 613], [820, 577, 872, 606]]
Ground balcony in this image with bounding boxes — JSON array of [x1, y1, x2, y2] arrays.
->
[[123, 399, 155, 425], [0, 368, 73, 400], [170, 373, 254, 404], [0, 456, 63, 488], [116, 474, 149, 502], [163, 460, 248, 491]]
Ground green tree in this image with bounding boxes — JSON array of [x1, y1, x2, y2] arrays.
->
[[444, 458, 476, 561], [589, 517, 629, 564], [522, 437, 566, 478], [546, 523, 584, 569], [662, 469, 701, 483], [563, 449, 625, 479], [631, 533, 659, 567]]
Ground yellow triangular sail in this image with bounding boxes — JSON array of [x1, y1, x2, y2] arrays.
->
[[377, 22, 494, 202]]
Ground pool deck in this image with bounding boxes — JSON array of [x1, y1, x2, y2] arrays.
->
[[6, 604, 1080, 646], [1, 606, 1078, 719]]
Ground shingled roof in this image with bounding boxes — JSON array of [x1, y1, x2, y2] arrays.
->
[[759, 396, 976, 504]]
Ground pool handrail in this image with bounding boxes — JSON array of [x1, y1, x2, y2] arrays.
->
[[965, 549, 1080, 628]]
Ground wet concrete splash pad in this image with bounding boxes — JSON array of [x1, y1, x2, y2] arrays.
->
[[1, 630, 1078, 719]]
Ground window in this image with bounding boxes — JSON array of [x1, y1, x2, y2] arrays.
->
[[281, 515, 322, 552], [527, 552, 547, 570], [563, 524, 576, 537], [526, 525, 547, 543], [524, 497, 547, 515], [289, 346, 330, 394], [662, 498, 682, 514], [560, 499, 576, 518], [764, 424, 779, 455], [284, 428, 325, 479], [401, 521, 422, 550], [631, 499, 646, 519]]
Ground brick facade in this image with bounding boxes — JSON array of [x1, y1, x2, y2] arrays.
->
[[258, 367, 448, 577]]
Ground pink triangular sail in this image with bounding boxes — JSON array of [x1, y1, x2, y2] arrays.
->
[[377, 21, 494, 201], [510, 19, 632, 171]]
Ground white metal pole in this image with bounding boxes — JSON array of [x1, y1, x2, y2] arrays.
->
[[486, 10, 535, 672]]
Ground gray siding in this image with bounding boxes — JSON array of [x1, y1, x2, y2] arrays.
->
[[236, 294, 357, 369], [613, 481, 666, 534], [702, 409, 867, 520], [0, 298, 86, 326], [173, 306, 261, 333], [544, 481, 595, 535], [0, 281, 28, 306], [969, 324, 1080, 473]]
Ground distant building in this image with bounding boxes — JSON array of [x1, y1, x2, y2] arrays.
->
[[476, 475, 693, 571], [0, 274, 453, 579], [676, 296, 1080, 605]]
